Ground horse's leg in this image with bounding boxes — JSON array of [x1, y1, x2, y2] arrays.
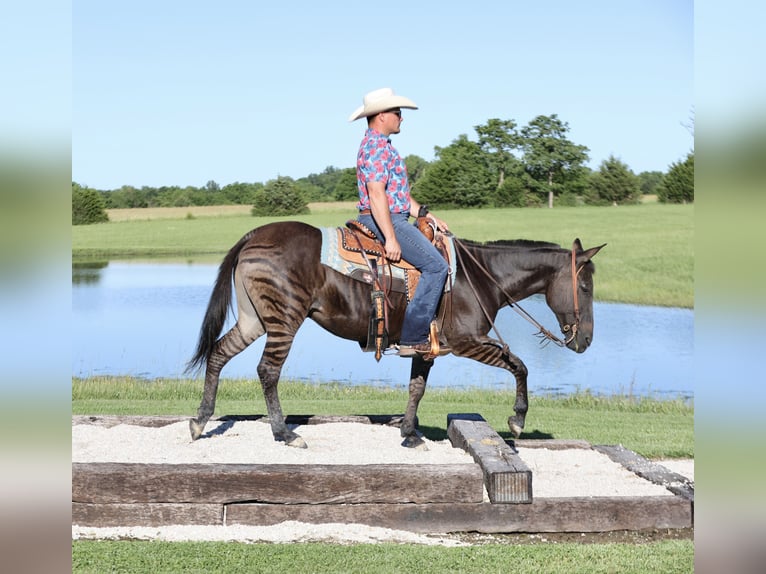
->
[[507, 361, 529, 437], [451, 336, 529, 438], [257, 333, 307, 448], [190, 322, 262, 440], [400, 354, 434, 449]]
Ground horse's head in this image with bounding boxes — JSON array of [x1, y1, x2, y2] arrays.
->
[[546, 239, 606, 353]]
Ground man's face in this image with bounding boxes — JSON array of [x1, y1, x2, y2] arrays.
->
[[380, 108, 403, 134]]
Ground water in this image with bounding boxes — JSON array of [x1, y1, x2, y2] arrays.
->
[[72, 261, 693, 399]]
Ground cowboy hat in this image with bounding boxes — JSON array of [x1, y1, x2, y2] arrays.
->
[[348, 87, 418, 122]]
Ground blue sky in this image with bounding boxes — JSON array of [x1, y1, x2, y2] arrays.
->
[[72, 0, 694, 189]]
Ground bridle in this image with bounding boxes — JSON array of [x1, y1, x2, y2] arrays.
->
[[561, 242, 584, 346], [452, 238, 584, 351]]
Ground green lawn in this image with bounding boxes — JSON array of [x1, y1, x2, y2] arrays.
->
[[73, 539, 694, 574]]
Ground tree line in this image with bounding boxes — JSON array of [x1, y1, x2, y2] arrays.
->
[[73, 114, 693, 224]]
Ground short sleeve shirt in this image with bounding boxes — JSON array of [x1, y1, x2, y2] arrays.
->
[[356, 128, 411, 214]]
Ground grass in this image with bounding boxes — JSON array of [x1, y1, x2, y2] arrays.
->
[[72, 377, 693, 459], [73, 202, 693, 308], [72, 539, 694, 574]]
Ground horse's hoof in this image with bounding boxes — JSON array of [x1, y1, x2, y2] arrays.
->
[[508, 421, 523, 439], [401, 435, 429, 450], [287, 435, 308, 449], [189, 419, 205, 441]]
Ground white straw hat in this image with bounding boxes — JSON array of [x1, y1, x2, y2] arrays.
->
[[348, 87, 418, 122]]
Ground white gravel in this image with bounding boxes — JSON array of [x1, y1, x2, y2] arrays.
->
[[72, 420, 693, 544], [71, 420, 475, 465], [72, 521, 468, 546], [518, 447, 681, 498]]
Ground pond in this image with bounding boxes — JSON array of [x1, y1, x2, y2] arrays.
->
[[72, 261, 693, 399]]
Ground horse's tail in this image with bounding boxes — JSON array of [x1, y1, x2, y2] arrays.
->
[[186, 230, 256, 373]]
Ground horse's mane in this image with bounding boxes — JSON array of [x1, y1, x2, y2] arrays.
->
[[459, 238, 562, 250], [458, 237, 596, 272]]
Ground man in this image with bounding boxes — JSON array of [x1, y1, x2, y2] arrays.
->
[[349, 87, 449, 357]]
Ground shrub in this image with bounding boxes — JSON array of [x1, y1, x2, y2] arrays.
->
[[493, 176, 527, 207], [251, 176, 309, 216], [586, 156, 641, 205], [658, 152, 694, 203], [72, 184, 109, 225]]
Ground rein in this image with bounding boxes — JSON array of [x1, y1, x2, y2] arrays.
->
[[452, 237, 582, 350]]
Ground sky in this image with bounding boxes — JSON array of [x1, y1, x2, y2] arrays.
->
[[72, 0, 694, 190]]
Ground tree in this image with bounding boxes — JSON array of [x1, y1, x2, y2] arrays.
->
[[251, 176, 309, 216], [154, 185, 183, 207], [412, 135, 494, 208], [658, 152, 694, 203], [221, 182, 262, 204], [167, 188, 195, 207], [112, 185, 149, 208], [403, 154, 429, 186], [494, 171, 529, 207], [474, 118, 521, 189], [586, 155, 641, 205], [299, 166, 346, 202], [638, 171, 665, 196], [520, 114, 589, 208], [332, 168, 358, 201], [72, 182, 109, 225]]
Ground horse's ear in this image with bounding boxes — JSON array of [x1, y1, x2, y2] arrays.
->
[[580, 243, 607, 262], [573, 238, 606, 261]]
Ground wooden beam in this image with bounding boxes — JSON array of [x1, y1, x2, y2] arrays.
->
[[72, 462, 484, 505], [515, 438, 592, 450], [447, 414, 532, 504], [71, 497, 692, 532], [73, 502, 222, 527], [593, 445, 695, 502], [73, 414, 412, 429], [225, 496, 692, 533], [73, 415, 193, 428]]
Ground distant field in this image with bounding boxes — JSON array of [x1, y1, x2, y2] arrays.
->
[[75, 203, 693, 307], [106, 202, 357, 221]]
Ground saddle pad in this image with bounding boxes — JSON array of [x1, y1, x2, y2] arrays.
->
[[319, 227, 456, 293]]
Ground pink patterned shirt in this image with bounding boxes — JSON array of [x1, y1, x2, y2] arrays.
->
[[356, 128, 411, 214]]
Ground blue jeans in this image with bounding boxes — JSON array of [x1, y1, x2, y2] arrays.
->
[[358, 213, 449, 345]]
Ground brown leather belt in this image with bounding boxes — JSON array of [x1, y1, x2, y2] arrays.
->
[[358, 209, 411, 217]]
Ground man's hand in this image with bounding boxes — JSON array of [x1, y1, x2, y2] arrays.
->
[[429, 214, 449, 233], [384, 237, 402, 262]]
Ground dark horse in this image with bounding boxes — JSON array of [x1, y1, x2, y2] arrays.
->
[[188, 221, 605, 449]]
